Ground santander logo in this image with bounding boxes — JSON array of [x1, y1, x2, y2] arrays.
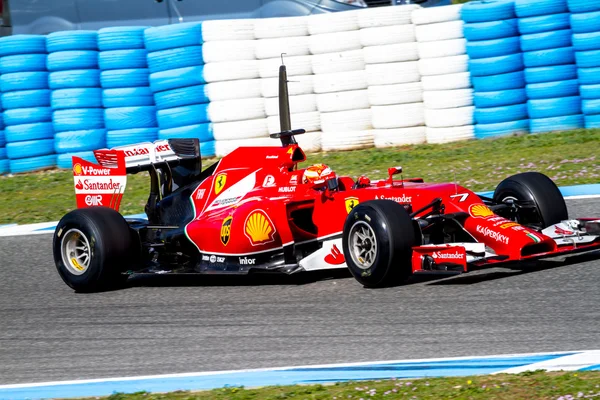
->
[[324, 244, 345, 265], [432, 251, 464, 260]]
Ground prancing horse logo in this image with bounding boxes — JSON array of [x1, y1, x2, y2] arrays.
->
[[215, 173, 227, 195]]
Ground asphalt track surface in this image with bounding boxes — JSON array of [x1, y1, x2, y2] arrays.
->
[[1, 199, 599, 385]]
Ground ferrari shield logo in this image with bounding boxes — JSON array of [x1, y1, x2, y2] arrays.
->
[[345, 197, 359, 214], [220, 216, 233, 246], [215, 173, 227, 195]]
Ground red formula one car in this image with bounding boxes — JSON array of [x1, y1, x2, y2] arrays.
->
[[53, 66, 600, 292]]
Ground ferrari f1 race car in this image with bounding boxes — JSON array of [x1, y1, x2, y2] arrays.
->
[[53, 65, 600, 292]]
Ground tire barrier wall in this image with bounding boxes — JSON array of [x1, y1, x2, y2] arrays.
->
[[0, 0, 596, 174]]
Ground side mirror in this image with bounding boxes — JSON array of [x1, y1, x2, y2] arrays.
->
[[388, 166, 402, 185]]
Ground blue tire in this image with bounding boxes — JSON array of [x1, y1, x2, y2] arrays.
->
[[515, 0, 568, 18], [53, 108, 105, 132], [474, 103, 528, 124], [466, 37, 521, 59], [57, 151, 97, 169], [5, 122, 54, 142], [461, 0, 516, 23], [144, 22, 203, 52], [200, 140, 216, 158], [517, 13, 570, 35], [464, 19, 519, 41], [98, 49, 149, 70], [473, 89, 527, 108], [575, 50, 600, 68], [9, 154, 57, 174], [158, 123, 214, 142], [48, 70, 101, 89], [153, 84, 209, 110], [98, 26, 148, 51], [1, 89, 51, 109], [527, 96, 582, 119], [102, 87, 155, 108], [475, 119, 530, 138], [0, 147, 6, 159], [567, 0, 600, 13], [100, 69, 150, 89], [530, 114, 584, 133], [573, 32, 600, 51], [54, 129, 106, 153], [580, 84, 600, 99], [585, 114, 600, 128], [3, 107, 52, 126], [0, 72, 49, 92], [582, 99, 600, 115], [50, 88, 104, 110], [570, 11, 600, 34], [0, 54, 47, 74], [0, 159, 7, 174], [157, 104, 210, 130], [6, 139, 54, 160], [520, 29, 572, 52], [525, 79, 580, 99], [0, 131, 5, 147], [471, 71, 525, 91], [523, 47, 575, 68], [149, 66, 207, 93], [104, 106, 158, 130], [106, 128, 159, 148], [469, 54, 524, 77], [525, 64, 577, 83], [147, 46, 204, 74], [0, 35, 46, 57], [47, 51, 99, 72], [46, 31, 98, 52], [577, 67, 600, 85]]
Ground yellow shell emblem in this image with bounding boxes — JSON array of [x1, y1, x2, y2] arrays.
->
[[214, 173, 227, 195], [244, 210, 275, 245], [500, 222, 519, 229], [469, 204, 494, 218], [345, 197, 359, 214], [73, 163, 83, 176]]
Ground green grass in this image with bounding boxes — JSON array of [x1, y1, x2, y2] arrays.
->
[[1, 129, 599, 225], [68, 370, 600, 400]]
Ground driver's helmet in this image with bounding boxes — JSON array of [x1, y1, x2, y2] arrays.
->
[[302, 163, 336, 188]]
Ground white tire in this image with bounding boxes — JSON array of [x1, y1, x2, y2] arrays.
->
[[322, 130, 374, 151], [264, 94, 317, 116], [426, 125, 475, 144], [258, 55, 313, 78], [359, 25, 416, 47], [212, 118, 269, 141], [316, 89, 369, 112], [253, 16, 308, 39], [215, 136, 275, 157], [307, 11, 359, 35], [371, 103, 425, 129], [373, 127, 427, 148], [255, 36, 310, 60], [418, 38, 466, 59], [321, 108, 372, 132], [358, 5, 420, 28], [309, 31, 362, 55], [366, 62, 420, 86], [424, 106, 474, 128], [313, 70, 367, 94], [423, 89, 474, 110], [261, 74, 313, 98], [411, 4, 463, 25], [368, 82, 423, 106], [267, 111, 321, 133], [415, 20, 464, 43], [205, 78, 262, 102], [203, 60, 259, 83], [363, 43, 419, 64], [295, 130, 322, 153], [202, 40, 257, 63], [311, 49, 365, 75], [208, 98, 265, 123], [202, 19, 256, 41], [421, 72, 472, 91], [418, 54, 468, 76]]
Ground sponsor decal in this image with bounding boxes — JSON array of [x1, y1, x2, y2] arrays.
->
[[71, 258, 84, 271], [81, 178, 122, 191], [555, 226, 574, 235], [345, 197, 359, 214], [527, 233, 542, 243], [85, 195, 103, 206], [266, 155, 278, 159], [205, 171, 257, 212], [289, 175, 298, 185], [74, 164, 111, 176], [122, 143, 171, 158], [324, 244, 345, 265], [287, 147, 294, 154], [215, 173, 227, 195], [263, 175, 276, 187], [75, 180, 83, 190], [195, 189, 206, 200], [244, 210, 276, 246], [278, 186, 296, 193], [450, 193, 469, 202], [239, 257, 256, 265], [499, 222, 520, 229], [476, 225, 509, 245], [202, 254, 225, 263], [220, 216, 233, 246], [73, 163, 83, 176], [469, 204, 495, 218], [375, 194, 412, 203], [432, 251, 465, 260]]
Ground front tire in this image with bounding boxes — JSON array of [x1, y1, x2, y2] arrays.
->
[[53, 207, 135, 292], [342, 200, 418, 288]]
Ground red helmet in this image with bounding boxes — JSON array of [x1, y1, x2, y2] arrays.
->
[[302, 164, 335, 188]]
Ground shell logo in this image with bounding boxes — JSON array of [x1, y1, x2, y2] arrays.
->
[[244, 210, 276, 246], [73, 163, 83, 176], [469, 204, 494, 218]]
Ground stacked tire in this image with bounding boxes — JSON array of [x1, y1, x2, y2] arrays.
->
[[414, 4, 474, 144], [47, 31, 106, 169], [144, 22, 214, 158], [0, 109, 6, 174], [516, 0, 583, 133], [358, 5, 425, 149], [308, 10, 372, 151], [99, 27, 157, 149], [568, 0, 600, 128], [462, 0, 529, 139]]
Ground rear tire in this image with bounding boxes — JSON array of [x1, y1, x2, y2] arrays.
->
[[342, 200, 418, 288], [53, 207, 135, 292]]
